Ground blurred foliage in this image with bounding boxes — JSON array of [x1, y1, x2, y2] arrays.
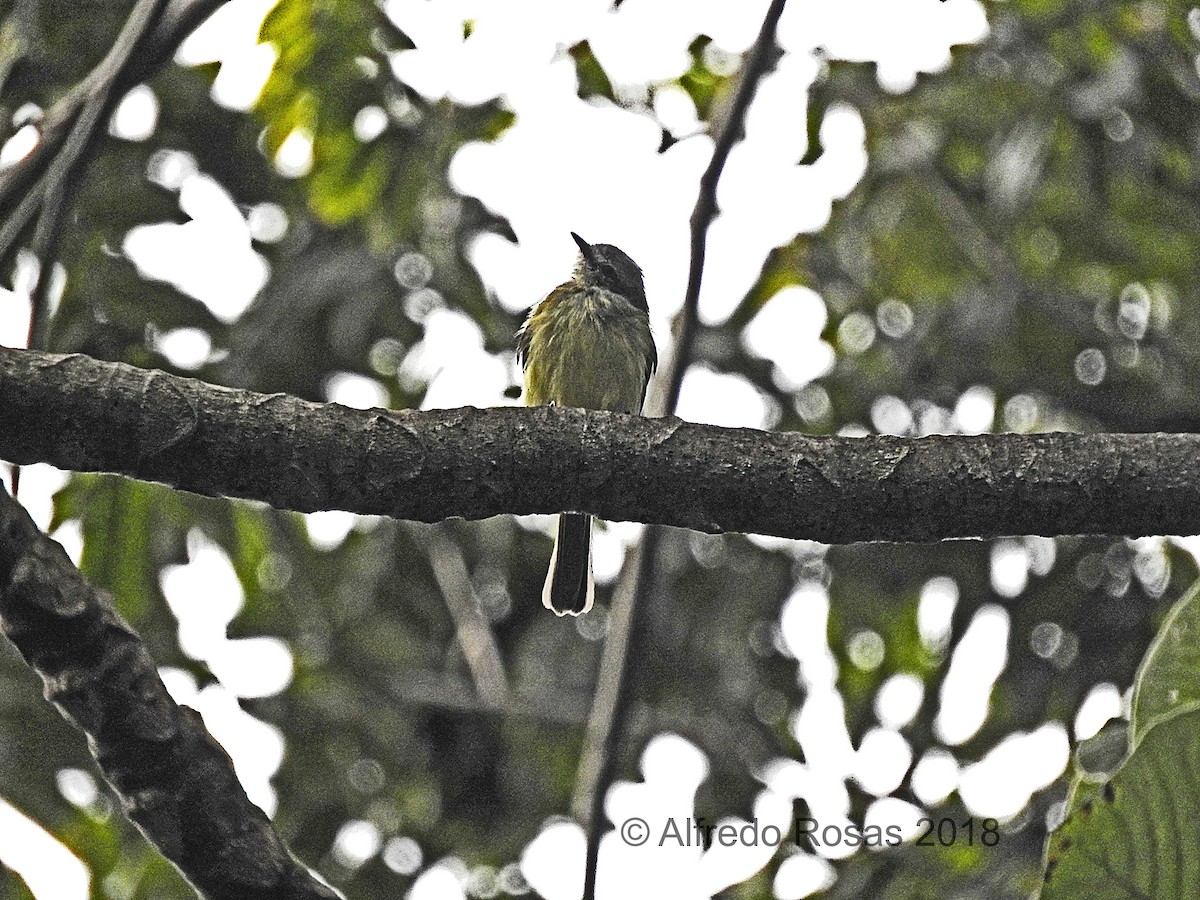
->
[[2, 0, 1200, 898]]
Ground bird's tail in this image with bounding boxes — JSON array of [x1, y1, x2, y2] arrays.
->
[[542, 513, 594, 616]]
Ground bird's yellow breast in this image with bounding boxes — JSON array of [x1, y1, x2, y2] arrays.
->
[[521, 285, 655, 414]]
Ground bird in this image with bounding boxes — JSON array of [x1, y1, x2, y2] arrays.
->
[[515, 232, 657, 615]]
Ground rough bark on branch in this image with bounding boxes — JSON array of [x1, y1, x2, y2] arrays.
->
[[0, 483, 336, 900], [1, 346, 1198, 541]]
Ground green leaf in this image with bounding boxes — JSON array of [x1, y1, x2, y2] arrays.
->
[[568, 40, 615, 102], [1041, 707, 1200, 899], [1130, 576, 1200, 746]]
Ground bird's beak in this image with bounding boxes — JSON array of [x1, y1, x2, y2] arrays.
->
[[570, 231, 595, 263]]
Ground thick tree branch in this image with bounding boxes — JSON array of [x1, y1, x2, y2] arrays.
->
[[0, 483, 337, 900], [3, 348, 1199, 540]]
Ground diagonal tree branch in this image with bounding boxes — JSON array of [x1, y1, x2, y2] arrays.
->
[[0, 0, 169, 263], [406, 522, 510, 708], [0, 481, 337, 900], [3, 347, 1200, 541]]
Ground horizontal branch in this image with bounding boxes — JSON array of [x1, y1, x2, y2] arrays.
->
[[0, 482, 336, 899], [2, 347, 1199, 542]]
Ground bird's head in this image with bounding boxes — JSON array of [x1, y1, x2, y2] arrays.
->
[[570, 232, 648, 312]]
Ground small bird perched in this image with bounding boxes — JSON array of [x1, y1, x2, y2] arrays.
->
[[516, 233, 657, 615]]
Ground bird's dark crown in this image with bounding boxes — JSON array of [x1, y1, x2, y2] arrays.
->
[[571, 232, 648, 312]]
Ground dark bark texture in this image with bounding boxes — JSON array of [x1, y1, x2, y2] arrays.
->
[[2, 346, 1200, 542], [0, 483, 338, 899]]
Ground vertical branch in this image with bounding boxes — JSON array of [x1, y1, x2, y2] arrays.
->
[[574, 2, 789, 896]]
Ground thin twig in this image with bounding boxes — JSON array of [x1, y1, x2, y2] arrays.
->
[[0, 0, 227, 217], [7, 0, 168, 500], [0, 0, 168, 264], [574, 2, 789, 896], [658, 0, 788, 416]]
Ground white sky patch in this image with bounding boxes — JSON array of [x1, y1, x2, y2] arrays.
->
[[793, 691, 856, 798], [124, 174, 268, 323], [147, 148, 199, 190], [1026, 535, 1057, 576], [3, 463, 69, 532], [591, 520, 641, 585], [273, 127, 315, 177], [211, 636, 294, 698], [333, 819, 383, 869], [109, 85, 159, 141], [177, 0, 280, 64], [399, 308, 511, 409], [52, 518, 84, 566], [953, 385, 996, 434], [871, 395, 914, 436], [773, 851, 836, 899], [0, 800, 89, 899], [304, 509, 360, 549], [675, 365, 771, 428], [0, 123, 38, 170], [1074, 682, 1123, 741], [853, 728, 912, 796], [778, 0, 989, 92], [695, 789, 793, 895], [653, 84, 699, 137], [875, 673, 924, 730], [408, 862, 469, 900], [864, 796, 924, 842], [354, 104, 390, 142], [161, 531, 245, 659], [521, 821, 586, 900], [56, 768, 99, 810], [160, 531, 294, 698], [780, 581, 838, 686], [936, 605, 1010, 746], [990, 538, 1029, 599], [742, 286, 833, 392], [383, 836, 424, 875], [248, 202, 289, 242], [911, 747, 959, 807], [959, 723, 1069, 819], [177, 0, 281, 109], [918, 576, 958, 653], [213, 41, 278, 110], [325, 372, 390, 409], [152, 326, 212, 370], [0, 281, 31, 346]]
